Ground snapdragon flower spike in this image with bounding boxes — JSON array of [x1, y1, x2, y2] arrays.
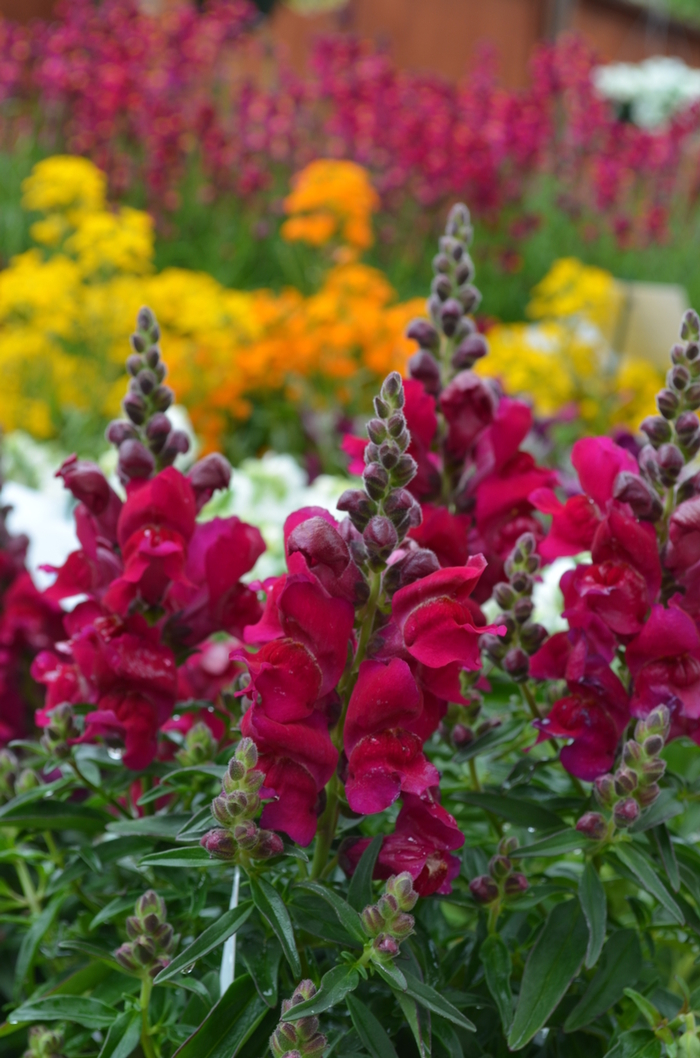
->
[[200, 738, 284, 863], [576, 705, 671, 837], [114, 890, 177, 978], [360, 871, 418, 966], [480, 532, 547, 682], [270, 981, 327, 1058], [469, 836, 528, 907]]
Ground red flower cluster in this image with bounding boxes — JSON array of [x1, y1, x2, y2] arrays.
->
[[530, 309, 700, 777], [32, 312, 264, 769]]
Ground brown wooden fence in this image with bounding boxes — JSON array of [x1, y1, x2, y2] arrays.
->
[[2, 0, 700, 87]]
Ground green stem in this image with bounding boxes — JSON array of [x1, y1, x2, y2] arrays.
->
[[469, 758, 481, 792], [15, 861, 41, 915], [519, 682, 542, 721], [310, 772, 340, 881], [71, 761, 129, 818], [140, 976, 157, 1058]]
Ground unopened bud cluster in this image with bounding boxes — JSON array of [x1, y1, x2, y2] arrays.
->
[[576, 706, 670, 839], [40, 703, 79, 759], [360, 872, 417, 963], [106, 307, 190, 484], [114, 890, 177, 978], [407, 203, 486, 394], [627, 310, 700, 518], [480, 533, 547, 682], [469, 836, 528, 907], [270, 980, 327, 1058], [200, 738, 283, 862], [23, 1025, 65, 1058], [439, 682, 501, 750], [338, 373, 422, 574], [175, 720, 219, 767]]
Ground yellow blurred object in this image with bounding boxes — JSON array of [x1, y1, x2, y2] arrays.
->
[[479, 258, 664, 431], [0, 155, 418, 450], [281, 159, 379, 255]]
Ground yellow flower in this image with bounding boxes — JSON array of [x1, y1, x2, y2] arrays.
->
[[527, 257, 622, 334], [281, 160, 380, 253], [22, 155, 106, 221], [66, 207, 154, 277]]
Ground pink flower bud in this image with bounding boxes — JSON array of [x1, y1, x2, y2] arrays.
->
[[118, 439, 155, 482], [576, 812, 607, 840], [406, 318, 439, 351], [489, 854, 512, 880], [200, 828, 237, 860], [361, 904, 385, 937], [374, 933, 400, 957], [187, 453, 231, 510], [594, 774, 616, 807], [636, 782, 660, 807], [613, 798, 640, 827], [504, 873, 529, 895], [408, 350, 441, 395], [252, 830, 284, 859], [452, 334, 487, 371], [469, 875, 499, 905]]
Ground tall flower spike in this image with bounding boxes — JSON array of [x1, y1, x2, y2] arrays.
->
[[270, 981, 327, 1058], [337, 371, 422, 565], [114, 890, 178, 978], [480, 532, 547, 681], [106, 306, 190, 485]]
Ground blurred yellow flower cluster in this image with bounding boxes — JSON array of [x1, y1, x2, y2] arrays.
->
[[0, 155, 418, 452], [479, 258, 663, 431], [281, 159, 379, 255]]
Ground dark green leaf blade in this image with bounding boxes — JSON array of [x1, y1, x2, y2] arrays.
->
[[651, 825, 680, 892], [139, 847, 217, 869], [480, 934, 513, 1032], [348, 835, 383, 911], [173, 975, 266, 1058], [1, 801, 108, 832], [155, 902, 253, 983], [455, 791, 563, 831], [299, 882, 366, 943], [98, 1011, 142, 1058], [603, 1029, 662, 1058], [346, 994, 399, 1058], [578, 860, 607, 968], [564, 930, 642, 1033], [518, 830, 592, 858], [283, 964, 359, 1020], [9, 996, 118, 1030], [507, 898, 588, 1051], [403, 972, 475, 1032], [612, 845, 683, 924], [250, 876, 301, 978], [14, 895, 64, 999]]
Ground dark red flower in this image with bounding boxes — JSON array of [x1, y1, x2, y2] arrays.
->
[[340, 790, 464, 896], [439, 371, 496, 460], [627, 603, 700, 721], [344, 658, 438, 814], [285, 508, 365, 603], [391, 557, 503, 670], [408, 505, 470, 567], [561, 560, 649, 641]]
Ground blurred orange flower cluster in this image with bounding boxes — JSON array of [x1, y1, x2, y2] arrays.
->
[[281, 159, 380, 256]]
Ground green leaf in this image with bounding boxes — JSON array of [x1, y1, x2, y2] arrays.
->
[[611, 845, 683, 924], [604, 1029, 662, 1058], [480, 934, 513, 1033], [14, 895, 64, 999], [173, 975, 267, 1058], [453, 724, 514, 762], [0, 800, 107, 832], [90, 895, 138, 931], [507, 898, 588, 1051], [578, 860, 607, 968], [564, 930, 642, 1032], [282, 964, 359, 1020], [98, 1011, 142, 1058], [347, 834, 383, 912], [241, 939, 282, 1008], [299, 882, 366, 943], [346, 994, 399, 1058], [403, 972, 475, 1032], [9, 996, 118, 1030], [176, 806, 216, 841], [155, 902, 253, 983], [0, 778, 71, 819], [375, 961, 407, 992], [106, 813, 192, 839], [250, 875, 301, 978], [137, 765, 225, 803], [432, 1017, 464, 1058], [455, 791, 563, 831], [650, 825, 680, 892], [394, 992, 430, 1058], [623, 989, 661, 1028], [517, 830, 592, 858], [139, 847, 218, 869]]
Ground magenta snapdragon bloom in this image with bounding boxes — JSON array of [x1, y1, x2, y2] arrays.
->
[[627, 603, 700, 723]]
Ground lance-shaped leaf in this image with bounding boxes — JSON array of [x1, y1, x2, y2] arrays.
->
[[250, 875, 301, 978], [298, 882, 366, 944], [403, 973, 475, 1032], [173, 975, 266, 1058], [155, 901, 253, 983], [9, 996, 118, 1030], [508, 898, 588, 1050], [603, 1029, 662, 1058], [611, 845, 683, 924], [480, 934, 513, 1032], [139, 847, 216, 869], [578, 860, 606, 968], [98, 1011, 142, 1058], [348, 835, 383, 911], [455, 791, 563, 831], [282, 964, 360, 1020], [346, 994, 400, 1058], [518, 830, 593, 858], [564, 930, 642, 1032]]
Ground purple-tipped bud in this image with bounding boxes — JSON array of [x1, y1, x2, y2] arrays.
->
[[374, 934, 400, 958], [494, 582, 516, 610], [252, 830, 284, 859], [502, 647, 529, 681], [457, 284, 481, 314], [452, 333, 488, 371], [188, 453, 232, 510], [640, 415, 672, 447], [408, 350, 441, 395], [641, 734, 664, 757], [137, 368, 158, 395], [114, 942, 141, 973], [513, 597, 535, 623], [504, 873, 529, 895], [106, 419, 138, 447], [432, 274, 452, 301], [480, 632, 507, 662], [638, 705, 671, 741], [669, 364, 690, 391], [576, 812, 608, 841], [469, 875, 499, 905], [233, 820, 259, 850], [361, 904, 386, 937], [130, 332, 146, 354], [236, 736, 259, 770], [622, 739, 643, 765], [363, 463, 389, 501], [613, 472, 663, 521], [613, 798, 640, 827], [151, 384, 174, 412], [145, 412, 172, 452], [614, 768, 638, 795], [161, 429, 190, 465], [391, 453, 418, 487], [380, 372, 403, 405], [366, 418, 388, 444], [145, 345, 161, 369], [337, 489, 375, 531], [594, 774, 616, 807], [200, 828, 238, 860], [406, 318, 439, 351], [657, 388, 680, 419], [657, 443, 684, 484], [640, 758, 666, 782], [363, 516, 399, 562], [123, 391, 146, 425], [118, 439, 155, 482], [127, 353, 144, 376], [385, 871, 419, 911], [440, 298, 463, 337], [383, 488, 421, 533], [636, 782, 661, 807], [681, 309, 700, 342], [489, 854, 512, 880]]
